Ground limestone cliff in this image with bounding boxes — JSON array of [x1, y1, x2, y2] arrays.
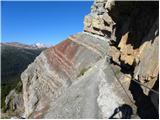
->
[[21, 32, 139, 118], [84, 0, 159, 95], [6, 0, 159, 119]]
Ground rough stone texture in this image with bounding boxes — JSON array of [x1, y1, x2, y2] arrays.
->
[[84, 0, 115, 37], [21, 32, 111, 118], [43, 57, 136, 118], [134, 19, 159, 95], [20, 32, 140, 118], [5, 90, 23, 112], [3, 89, 24, 119], [8, 0, 159, 118], [84, 0, 159, 95]]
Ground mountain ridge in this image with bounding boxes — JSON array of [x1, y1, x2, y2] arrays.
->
[[1, 42, 48, 49], [2, 0, 159, 119], [1, 42, 46, 117]]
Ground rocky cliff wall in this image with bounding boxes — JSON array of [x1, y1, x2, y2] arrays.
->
[[5, 0, 159, 119], [21, 32, 112, 118], [20, 32, 140, 118], [84, 0, 159, 95]]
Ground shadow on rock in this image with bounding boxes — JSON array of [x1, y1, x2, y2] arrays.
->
[[129, 79, 159, 119]]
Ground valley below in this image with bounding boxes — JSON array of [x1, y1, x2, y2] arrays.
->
[[1, 0, 159, 119]]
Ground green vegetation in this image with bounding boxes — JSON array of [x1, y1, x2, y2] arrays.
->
[[1, 44, 45, 111], [115, 68, 121, 75], [77, 67, 91, 78], [15, 81, 23, 94], [1, 45, 45, 80], [1, 75, 21, 112]]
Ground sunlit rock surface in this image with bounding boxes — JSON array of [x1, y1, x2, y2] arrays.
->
[[9, 0, 159, 118]]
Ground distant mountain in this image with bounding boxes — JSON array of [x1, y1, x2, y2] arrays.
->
[[1, 42, 47, 111], [33, 43, 49, 48], [15, 1, 158, 119], [2, 1, 159, 119], [1, 42, 48, 49]]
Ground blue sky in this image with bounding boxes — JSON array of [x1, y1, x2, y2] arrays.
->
[[1, 1, 93, 45]]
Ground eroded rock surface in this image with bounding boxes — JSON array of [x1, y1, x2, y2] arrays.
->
[[84, 0, 159, 95], [8, 0, 159, 119], [5, 90, 23, 112], [21, 32, 111, 118], [43, 57, 136, 118]]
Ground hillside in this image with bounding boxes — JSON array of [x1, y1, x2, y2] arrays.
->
[[1, 42, 46, 112], [2, 0, 159, 119]]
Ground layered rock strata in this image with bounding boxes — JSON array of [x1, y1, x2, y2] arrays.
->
[[21, 32, 112, 118], [10, 0, 159, 118], [84, 0, 159, 95], [21, 31, 139, 118]]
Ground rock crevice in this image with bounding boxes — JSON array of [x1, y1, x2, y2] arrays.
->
[[6, 0, 159, 119]]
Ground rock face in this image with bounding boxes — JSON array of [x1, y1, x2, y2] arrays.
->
[[16, 0, 159, 119], [21, 32, 111, 118], [84, 0, 159, 95], [43, 57, 136, 118], [2, 87, 24, 119], [5, 90, 24, 112], [1, 42, 46, 118], [21, 32, 138, 118]]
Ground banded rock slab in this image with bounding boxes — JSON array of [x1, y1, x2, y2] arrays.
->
[[21, 32, 110, 118]]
